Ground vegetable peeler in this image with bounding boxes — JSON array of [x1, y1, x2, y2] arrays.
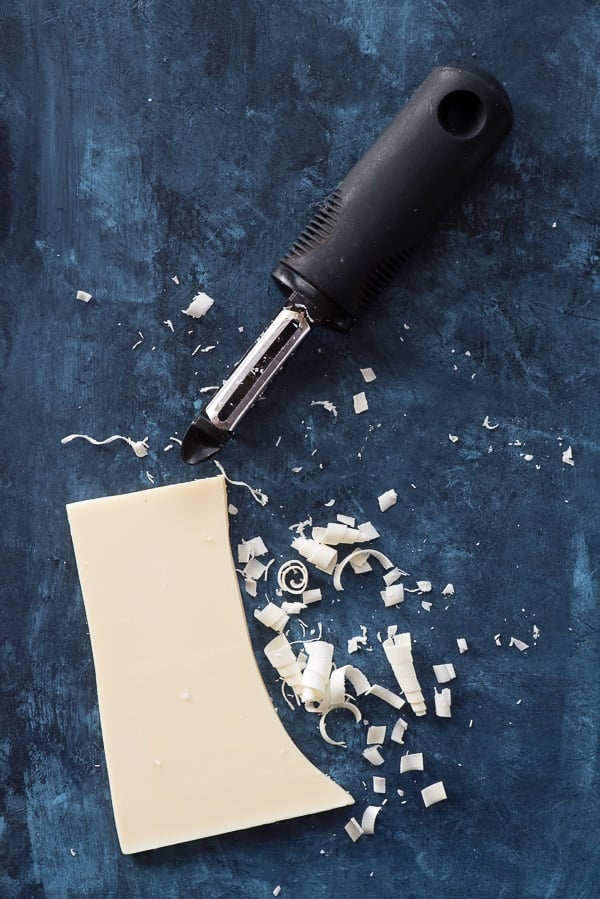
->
[[181, 65, 512, 464]]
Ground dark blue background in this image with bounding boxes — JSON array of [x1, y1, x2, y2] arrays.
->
[[1, 2, 599, 897]]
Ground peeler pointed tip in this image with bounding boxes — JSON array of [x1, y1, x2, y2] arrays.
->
[[181, 417, 230, 465]]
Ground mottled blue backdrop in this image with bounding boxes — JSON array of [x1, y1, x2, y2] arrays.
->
[[1, 1, 599, 897]]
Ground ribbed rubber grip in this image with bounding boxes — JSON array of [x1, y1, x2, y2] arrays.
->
[[272, 65, 512, 331]]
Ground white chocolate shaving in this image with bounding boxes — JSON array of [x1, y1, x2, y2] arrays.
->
[[383, 633, 426, 716], [360, 367, 376, 383], [456, 637, 468, 654], [288, 517, 313, 538], [482, 416, 499, 430], [353, 391, 369, 414], [349, 551, 372, 574], [281, 601, 306, 615], [372, 776, 386, 794], [421, 781, 447, 807], [264, 633, 303, 697], [380, 584, 405, 607], [212, 461, 269, 506], [301, 641, 334, 704], [243, 536, 269, 557], [280, 677, 295, 708], [434, 688, 452, 718], [254, 603, 289, 633], [344, 817, 364, 842], [277, 559, 309, 594], [356, 521, 380, 541], [366, 684, 405, 710], [562, 445, 574, 466], [333, 548, 394, 592], [329, 665, 371, 706], [377, 489, 397, 512], [509, 636, 529, 651], [319, 701, 362, 747], [360, 805, 382, 835], [60, 433, 149, 458], [310, 400, 338, 416], [362, 746, 385, 766], [336, 514, 356, 527], [400, 752, 424, 773], [442, 583, 455, 596], [311, 522, 373, 546], [366, 725, 386, 745], [302, 588, 322, 605], [383, 567, 408, 586], [433, 663, 456, 684], [390, 717, 408, 744], [309, 543, 339, 573], [243, 558, 267, 581], [76, 289, 92, 302], [237, 543, 251, 564], [182, 292, 214, 318], [291, 538, 338, 574], [347, 625, 368, 655]]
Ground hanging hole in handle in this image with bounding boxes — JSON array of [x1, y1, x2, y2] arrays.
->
[[437, 90, 486, 138]]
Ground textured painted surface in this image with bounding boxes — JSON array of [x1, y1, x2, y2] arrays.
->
[[1, 1, 599, 897]]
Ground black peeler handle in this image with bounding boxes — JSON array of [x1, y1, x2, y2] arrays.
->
[[272, 65, 512, 331]]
